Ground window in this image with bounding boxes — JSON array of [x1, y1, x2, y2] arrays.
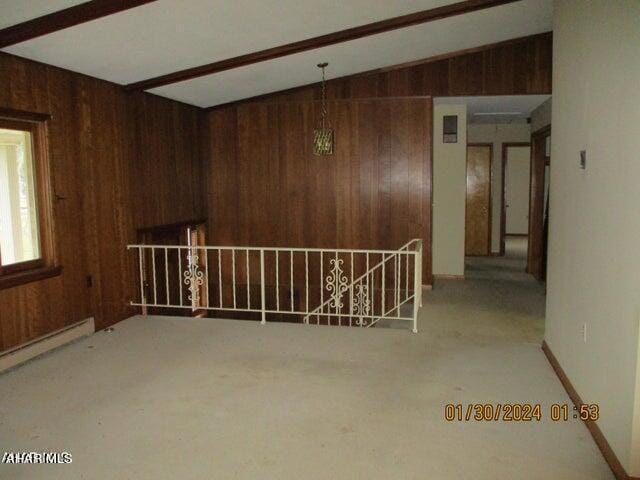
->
[[0, 109, 58, 288]]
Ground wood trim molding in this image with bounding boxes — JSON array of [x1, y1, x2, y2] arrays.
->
[[531, 123, 552, 138], [500, 142, 531, 254], [0, 0, 159, 49], [541, 341, 639, 480], [0, 265, 62, 291], [136, 217, 207, 235], [527, 124, 551, 277], [0, 107, 51, 122], [433, 274, 465, 281], [125, 0, 520, 92], [0, 111, 59, 289]]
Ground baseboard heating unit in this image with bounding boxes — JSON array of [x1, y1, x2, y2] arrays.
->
[[0, 318, 94, 373]]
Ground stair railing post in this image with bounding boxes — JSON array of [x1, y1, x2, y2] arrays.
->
[[139, 246, 147, 316], [412, 240, 422, 333], [260, 249, 266, 325]]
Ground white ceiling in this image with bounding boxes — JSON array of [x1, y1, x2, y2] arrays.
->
[[0, 0, 553, 108], [0, 0, 86, 29], [3, 0, 455, 84], [435, 94, 551, 123]]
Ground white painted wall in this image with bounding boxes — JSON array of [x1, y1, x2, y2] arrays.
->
[[467, 123, 531, 252], [546, 0, 640, 475], [504, 146, 531, 235], [433, 104, 466, 276]]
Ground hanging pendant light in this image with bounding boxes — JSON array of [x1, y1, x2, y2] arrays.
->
[[313, 62, 334, 156]]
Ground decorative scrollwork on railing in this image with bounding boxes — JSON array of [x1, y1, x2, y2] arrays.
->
[[325, 258, 348, 310], [184, 252, 205, 304], [352, 284, 371, 326], [355, 318, 368, 327]]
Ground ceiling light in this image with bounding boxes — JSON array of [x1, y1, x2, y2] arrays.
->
[[313, 62, 334, 156]]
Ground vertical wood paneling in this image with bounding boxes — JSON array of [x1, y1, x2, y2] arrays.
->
[[483, 44, 515, 94], [0, 53, 204, 350], [0, 32, 551, 348], [205, 98, 432, 283], [203, 33, 551, 285], [448, 52, 485, 95], [214, 33, 552, 109]]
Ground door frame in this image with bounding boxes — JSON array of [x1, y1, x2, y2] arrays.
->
[[465, 143, 493, 256], [527, 124, 551, 279], [500, 142, 531, 255]]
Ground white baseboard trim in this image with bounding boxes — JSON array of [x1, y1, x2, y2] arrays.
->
[[0, 318, 95, 373]]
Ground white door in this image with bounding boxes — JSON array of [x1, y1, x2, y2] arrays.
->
[[505, 146, 531, 235]]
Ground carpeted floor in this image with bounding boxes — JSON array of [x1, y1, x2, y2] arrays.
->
[[465, 235, 531, 282], [0, 236, 614, 479]]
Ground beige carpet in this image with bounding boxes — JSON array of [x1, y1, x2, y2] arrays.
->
[[0, 251, 613, 479], [464, 235, 533, 283]]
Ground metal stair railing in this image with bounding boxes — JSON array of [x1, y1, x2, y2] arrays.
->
[[127, 239, 423, 332]]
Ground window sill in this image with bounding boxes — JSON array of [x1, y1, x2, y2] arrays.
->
[[0, 265, 63, 291]]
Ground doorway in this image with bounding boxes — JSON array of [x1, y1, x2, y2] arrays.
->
[[527, 125, 551, 281], [465, 143, 492, 256], [432, 94, 550, 282], [501, 143, 531, 264]]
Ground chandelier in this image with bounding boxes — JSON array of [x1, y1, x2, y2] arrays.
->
[[313, 62, 334, 156]]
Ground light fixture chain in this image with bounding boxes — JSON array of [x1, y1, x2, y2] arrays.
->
[[319, 62, 328, 129], [313, 61, 334, 156]]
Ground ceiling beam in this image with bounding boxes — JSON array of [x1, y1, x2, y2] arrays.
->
[[203, 31, 551, 111], [0, 0, 159, 49], [125, 0, 521, 92]]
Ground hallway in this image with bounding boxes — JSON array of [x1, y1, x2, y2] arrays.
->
[[436, 235, 545, 343], [465, 235, 531, 282], [419, 239, 613, 478]]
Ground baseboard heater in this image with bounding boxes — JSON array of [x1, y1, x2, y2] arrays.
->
[[0, 318, 95, 373]]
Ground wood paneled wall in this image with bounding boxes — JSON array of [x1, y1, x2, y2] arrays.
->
[[206, 99, 432, 283], [210, 32, 552, 108], [204, 33, 552, 285], [0, 32, 552, 348], [0, 53, 204, 350]]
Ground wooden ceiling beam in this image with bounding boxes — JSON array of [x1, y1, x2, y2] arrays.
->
[[203, 31, 551, 111], [125, 0, 521, 92], [0, 0, 159, 49]]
